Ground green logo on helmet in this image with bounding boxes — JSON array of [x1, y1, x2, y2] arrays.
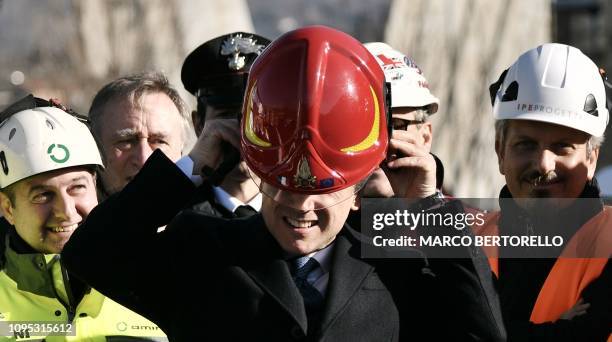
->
[[47, 144, 70, 163]]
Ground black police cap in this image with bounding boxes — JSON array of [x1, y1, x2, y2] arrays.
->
[[181, 32, 271, 97]]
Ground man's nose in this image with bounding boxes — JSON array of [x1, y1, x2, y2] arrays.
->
[[53, 193, 79, 223], [535, 149, 556, 175], [283, 192, 317, 212], [131, 140, 154, 167]]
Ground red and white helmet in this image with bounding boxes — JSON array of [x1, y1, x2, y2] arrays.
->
[[241, 26, 390, 194], [365, 42, 439, 114], [492, 43, 609, 137]]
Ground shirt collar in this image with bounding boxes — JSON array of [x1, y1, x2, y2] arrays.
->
[[310, 242, 334, 274], [212, 186, 262, 213], [3, 233, 61, 297]]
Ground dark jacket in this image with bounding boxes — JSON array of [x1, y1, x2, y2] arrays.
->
[[496, 182, 612, 341], [63, 150, 505, 341], [97, 164, 244, 219], [184, 181, 249, 218]]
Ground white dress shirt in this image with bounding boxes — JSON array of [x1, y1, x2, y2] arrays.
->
[[175, 155, 262, 213]]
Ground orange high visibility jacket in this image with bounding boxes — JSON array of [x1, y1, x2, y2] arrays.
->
[[475, 206, 611, 340]]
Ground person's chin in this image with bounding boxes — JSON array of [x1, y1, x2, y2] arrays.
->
[[44, 241, 68, 254], [519, 188, 576, 212], [282, 226, 320, 256], [527, 181, 566, 198], [100, 178, 125, 195], [287, 240, 318, 257]]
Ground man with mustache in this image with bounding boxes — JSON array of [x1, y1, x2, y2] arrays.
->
[[483, 43, 611, 341]]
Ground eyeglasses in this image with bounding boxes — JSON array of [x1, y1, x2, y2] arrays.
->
[[391, 118, 424, 131]]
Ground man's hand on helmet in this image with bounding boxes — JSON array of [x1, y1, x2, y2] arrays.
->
[[383, 129, 437, 199], [189, 118, 240, 178]]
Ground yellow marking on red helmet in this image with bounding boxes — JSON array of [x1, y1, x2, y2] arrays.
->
[[341, 86, 380, 153], [244, 82, 272, 147]]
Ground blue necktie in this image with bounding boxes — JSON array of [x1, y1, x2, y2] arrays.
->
[[291, 256, 324, 330]]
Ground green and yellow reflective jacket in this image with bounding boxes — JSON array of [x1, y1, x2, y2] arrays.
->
[[0, 234, 167, 341]]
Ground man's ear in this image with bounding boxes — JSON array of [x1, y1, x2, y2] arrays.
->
[[420, 122, 433, 150], [352, 195, 361, 211], [0, 192, 15, 225], [586, 147, 599, 180], [495, 138, 505, 175]]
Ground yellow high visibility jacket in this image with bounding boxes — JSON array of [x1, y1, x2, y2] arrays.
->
[[0, 236, 167, 341]]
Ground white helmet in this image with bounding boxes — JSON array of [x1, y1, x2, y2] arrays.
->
[[364, 42, 439, 114], [491, 43, 609, 137], [0, 95, 103, 188]]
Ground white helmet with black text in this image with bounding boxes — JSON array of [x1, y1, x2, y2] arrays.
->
[[365, 42, 439, 114], [491, 43, 609, 137], [0, 95, 104, 188]]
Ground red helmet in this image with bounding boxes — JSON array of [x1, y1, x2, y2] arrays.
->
[[241, 25, 389, 194]]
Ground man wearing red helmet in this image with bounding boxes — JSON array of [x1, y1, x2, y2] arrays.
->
[[63, 26, 504, 341]]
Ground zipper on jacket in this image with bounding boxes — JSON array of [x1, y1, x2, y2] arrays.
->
[[48, 255, 76, 321], [59, 258, 77, 321]]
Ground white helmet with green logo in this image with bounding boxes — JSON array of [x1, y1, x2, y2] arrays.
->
[[0, 95, 103, 188]]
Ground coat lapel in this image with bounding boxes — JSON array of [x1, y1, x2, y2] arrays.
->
[[240, 216, 308, 333], [241, 220, 374, 335], [319, 230, 373, 332], [247, 258, 308, 332]]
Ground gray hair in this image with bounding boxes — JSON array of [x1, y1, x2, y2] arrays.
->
[[88, 72, 189, 146], [494, 119, 604, 159]]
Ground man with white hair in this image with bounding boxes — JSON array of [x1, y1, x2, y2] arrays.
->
[[88, 72, 189, 197], [361, 42, 443, 199]]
